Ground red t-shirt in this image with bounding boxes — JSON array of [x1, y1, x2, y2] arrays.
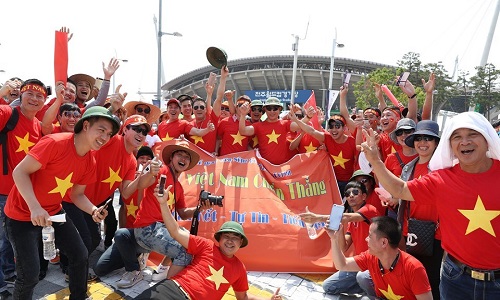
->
[[188, 111, 219, 153], [407, 160, 500, 269], [5, 133, 96, 221], [217, 116, 251, 156], [133, 166, 187, 228], [298, 131, 322, 154], [346, 204, 381, 254], [0, 98, 8, 105], [65, 135, 136, 205], [384, 151, 418, 177], [323, 134, 358, 182], [378, 132, 402, 162], [0, 106, 42, 195], [157, 119, 194, 141], [122, 189, 143, 228], [354, 250, 431, 299], [174, 235, 249, 299], [366, 190, 385, 216], [251, 120, 294, 165]]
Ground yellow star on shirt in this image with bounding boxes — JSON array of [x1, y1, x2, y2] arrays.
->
[[167, 190, 175, 209], [252, 136, 259, 147], [126, 198, 139, 217], [331, 151, 350, 168], [206, 265, 229, 290], [162, 133, 174, 141], [48, 173, 74, 198], [266, 130, 280, 144], [101, 166, 122, 189], [304, 142, 317, 153], [231, 131, 246, 146], [191, 135, 205, 145], [15, 133, 35, 154], [459, 196, 500, 236], [390, 146, 396, 154], [379, 284, 404, 300]]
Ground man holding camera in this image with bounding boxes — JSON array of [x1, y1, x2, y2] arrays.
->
[[94, 139, 212, 288]]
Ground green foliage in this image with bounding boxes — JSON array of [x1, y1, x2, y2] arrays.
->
[[469, 63, 500, 120]]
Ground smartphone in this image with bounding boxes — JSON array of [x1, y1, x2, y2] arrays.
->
[[158, 174, 167, 197], [144, 157, 162, 173], [100, 198, 113, 215], [343, 73, 351, 85], [396, 72, 410, 86], [94, 77, 104, 90], [363, 119, 370, 127], [328, 204, 344, 231], [207, 72, 217, 86]]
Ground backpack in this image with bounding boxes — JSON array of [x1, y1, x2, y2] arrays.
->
[[0, 107, 19, 175]]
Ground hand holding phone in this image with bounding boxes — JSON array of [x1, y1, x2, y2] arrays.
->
[[100, 198, 113, 215], [343, 73, 351, 86], [158, 174, 167, 197], [207, 72, 217, 86], [396, 72, 410, 86], [328, 204, 344, 231]]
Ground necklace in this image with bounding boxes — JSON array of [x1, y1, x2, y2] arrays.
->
[[378, 251, 400, 276]]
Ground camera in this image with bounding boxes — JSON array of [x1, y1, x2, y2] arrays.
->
[[199, 190, 223, 207], [46, 86, 52, 96]]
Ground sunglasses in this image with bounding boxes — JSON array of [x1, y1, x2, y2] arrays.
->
[[193, 105, 205, 110], [251, 107, 263, 112], [265, 106, 281, 111], [344, 189, 360, 198], [395, 129, 414, 136], [61, 111, 81, 118], [295, 114, 304, 119], [129, 126, 148, 136], [414, 135, 434, 142], [328, 123, 342, 129], [221, 107, 230, 112], [359, 178, 369, 184], [135, 107, 151, 114]]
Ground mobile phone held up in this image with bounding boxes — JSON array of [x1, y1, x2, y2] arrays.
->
[[396, 72, 410, 86], [158, 174, 167, 197], [207, 72, 217, 86], [328, 204, 344, 231], [343, 73, 351, 86]]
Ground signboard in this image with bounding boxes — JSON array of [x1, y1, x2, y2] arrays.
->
[[245, 90, 312, 105]]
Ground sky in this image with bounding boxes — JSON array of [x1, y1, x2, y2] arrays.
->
[[1, 0, 500, 101]]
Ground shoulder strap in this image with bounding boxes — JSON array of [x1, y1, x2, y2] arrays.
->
[[1, 107, 20, 175], [397, 163, 416, 224], [394, 152, 405, 169]]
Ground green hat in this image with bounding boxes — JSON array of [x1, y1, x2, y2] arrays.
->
[[214, 221, 248, 248], [349, 169, 375, 185], [250, 100, 263, 107], [263, 97, 282, 108], [74, 106, 120, 136]]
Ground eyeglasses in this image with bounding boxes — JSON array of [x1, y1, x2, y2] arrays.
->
[[61, 111, 81, 118], [265, 106, 281, 111], [414, 135, 434, 142], [129, 126, 148, 136], [251, 106, 263, 112], [395, 129, 414, 136], [328, 123, 342, 129], [344, 189, 360, 197], [295, 114, 304, 119], [193, 105, 205, 110], [221, 107, 230, 112], [135, 107, 151, 114]]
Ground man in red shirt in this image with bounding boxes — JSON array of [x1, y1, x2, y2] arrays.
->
[[4, 106, 120, 299], [329, 216, 432, 299], [217, 96, 252, 156], [187, 97, 219, 154]]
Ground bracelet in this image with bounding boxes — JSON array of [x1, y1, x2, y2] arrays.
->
[[409, 94, 417, 99], [103, 79, 110, 82]]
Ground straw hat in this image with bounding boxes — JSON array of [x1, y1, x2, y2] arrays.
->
[[123, 95, 161, 125], [161, 140, 200, 171]]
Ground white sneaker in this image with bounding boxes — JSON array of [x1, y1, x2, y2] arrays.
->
[[116, 271, 143, 288], [151, 265, 169, 281], [138, 252, 149, 270]]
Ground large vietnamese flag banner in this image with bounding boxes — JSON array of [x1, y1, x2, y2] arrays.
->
[[156, 140, 342, 273]]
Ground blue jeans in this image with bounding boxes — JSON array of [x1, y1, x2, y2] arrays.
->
[[441, 254, 500, 299], [94, 228, 148, 276], [5, 214, 89, 300], [323, 270, 364, 295], [134, 222, 192, 266], [0, 195, 15, 291], [356, 270, 376, 298]]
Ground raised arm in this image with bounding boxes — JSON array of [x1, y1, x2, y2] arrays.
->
[[288, 111, 325, 143], [154, 184, 189, 248], [326, 224, 361, 272], [338, 86, 356, 133], [205, 81, 215, 115], [374, 83, 387, 112], [213, 66, 229, 117], [238, 103, 255, 136], [398, 79, 417, 122], [86, 58, 119, 109], [421, 73, 435, 120], [41, 82, 65, 135]]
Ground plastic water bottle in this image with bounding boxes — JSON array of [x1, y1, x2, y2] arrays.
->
[[305, 222, 318, 239], [42, 226, 56, 260]]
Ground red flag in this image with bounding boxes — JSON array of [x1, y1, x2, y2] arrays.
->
[[303, 90, 320, 129], [54, 31, 68, 85]]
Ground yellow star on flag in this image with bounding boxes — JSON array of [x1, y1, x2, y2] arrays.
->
[[379, 284, 404, 300], [459, 196, 500, 236], [48, 173, 74, 198], [206, 265, 229, 290], [126, 198, 139, 217], [252, 136, 259, 147], [304, 142, 317, 153], [101, 166, 122, 189], [162, 133, 173, 141], [231, 131, 246, 146], [191, 135, 205, 145], [266, 130, 280, 144], [15, 133, 35, 154], [331, 151, 350, 168]]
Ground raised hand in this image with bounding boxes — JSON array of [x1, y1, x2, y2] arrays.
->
[[59, 26, 73, 42], [103, 58, 120, 80], [422, 72, 435, 93]]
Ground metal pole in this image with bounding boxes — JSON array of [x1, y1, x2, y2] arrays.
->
[[290, 35, 299, 105], [480, 0, 500, 66], [157, 0, 163, 107], [328, 28, 338, 92]]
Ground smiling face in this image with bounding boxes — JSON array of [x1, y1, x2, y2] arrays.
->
[[264, 105, 282, 122], [193, 100, 207, 120], [63, 82, 77, 104], [57, 109, 81, 132], [380, 110, 400, 133], [134, 104, 151, 119], [76, 81, 92, 102], [167, 103, 181, 121], [83, 118, 115, 150], [218, 232, 243, 257], [180, 99, 193, 118], [413, 135, 438, 160], [123, 124, 148, 148], [170, 150, 191, 173], [327, 120, 346, 141], [20, 88, 45, 114], [450, 128, 491, 173]]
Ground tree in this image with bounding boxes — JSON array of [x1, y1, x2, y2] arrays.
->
[[420, 62, 454, 119], [469, 63, 500, 121], [397, 52, 423, 84]]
